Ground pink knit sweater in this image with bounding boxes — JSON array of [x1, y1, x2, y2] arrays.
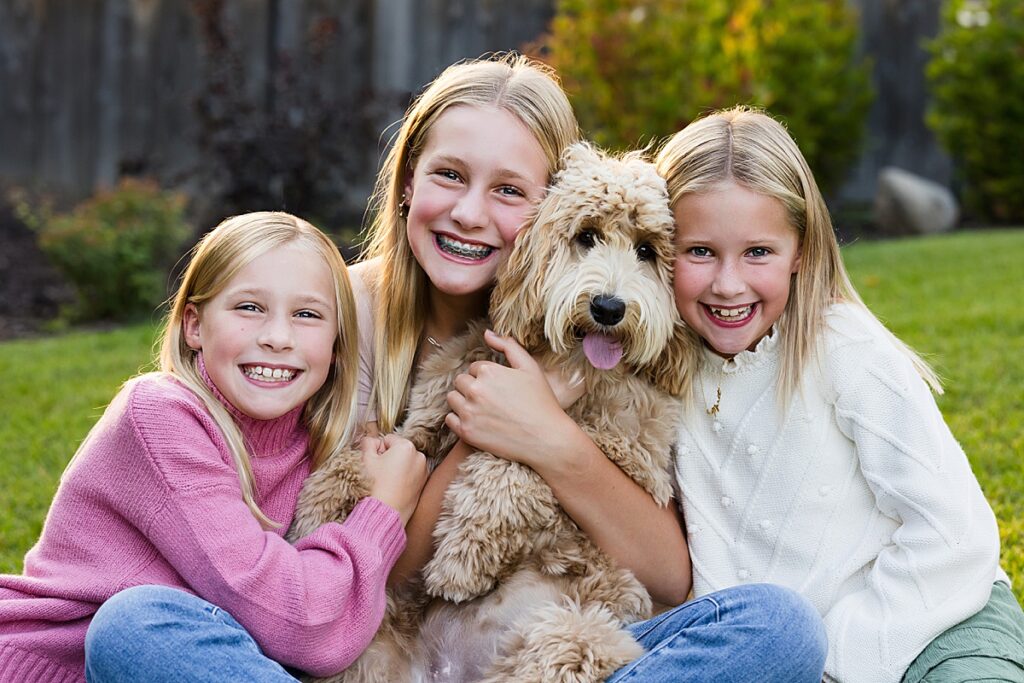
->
[[0, 369, 405, 682]]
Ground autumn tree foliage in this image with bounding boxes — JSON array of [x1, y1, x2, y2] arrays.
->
[[535, 0, 873, 193]]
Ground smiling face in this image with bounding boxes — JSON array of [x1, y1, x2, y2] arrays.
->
[[673, 181, 801, 358], [183, 242, 338, 420], [404, 104, 549, 306]]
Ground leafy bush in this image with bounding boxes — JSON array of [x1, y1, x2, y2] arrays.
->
[[17, 179, 190, 322], [534, 0, 873, 193], [926, 0, 1024, 222]]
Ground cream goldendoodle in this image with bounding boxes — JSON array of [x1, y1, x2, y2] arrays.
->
[[288, 142, 694, 683]]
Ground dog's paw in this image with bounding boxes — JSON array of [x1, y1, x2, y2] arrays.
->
[[421, 550, 499, 603], [479, 601, 642, 683]]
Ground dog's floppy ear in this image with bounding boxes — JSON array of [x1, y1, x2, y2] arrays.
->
[[490, 215, 549, 352], [491, 141, 601, 352], [643, 320, 702, 397]]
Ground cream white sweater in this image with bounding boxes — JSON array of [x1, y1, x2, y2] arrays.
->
[[673, 303, 1008, 683]]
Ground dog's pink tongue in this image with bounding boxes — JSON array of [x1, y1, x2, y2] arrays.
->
[[582, 333, 623, 370]]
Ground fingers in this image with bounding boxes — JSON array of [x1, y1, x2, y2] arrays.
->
[[483, 329, 534, 370], [453, 364, 501, 401], [466, 359, 507, 380], [446, 388, 469, 415], [361, 434, 429, 525], [381, 433, 411, 450], [444, 411, 463, 439], [359, 435, 385, 456]]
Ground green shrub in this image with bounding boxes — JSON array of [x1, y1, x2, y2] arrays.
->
[[535, 0, 873, 193], [926, 0, 1024, 222], [17, 179, 190, 322]]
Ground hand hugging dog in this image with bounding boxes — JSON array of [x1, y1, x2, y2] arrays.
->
[[288, 142, 693, 683]]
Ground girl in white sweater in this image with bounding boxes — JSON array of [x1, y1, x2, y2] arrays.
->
[[442, 103, 1021, 680], [653, 106, 1023, 682]]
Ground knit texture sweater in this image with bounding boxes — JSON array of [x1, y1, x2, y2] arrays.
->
[[674, 303, 1008, 683], [0, 364, 405, 682]]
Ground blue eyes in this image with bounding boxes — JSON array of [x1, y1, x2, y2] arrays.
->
[[499, 185, 525, 197], [687, 247, 771, 258], [433, 170, 525, 198], [235, 304, 322, 319]]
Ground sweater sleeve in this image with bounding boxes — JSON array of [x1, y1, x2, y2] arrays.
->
[[127, 381, 405, 677], [823, 317, 1001, 681]]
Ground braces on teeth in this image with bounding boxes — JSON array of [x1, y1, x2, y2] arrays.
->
[[437, 234, 492, 259]]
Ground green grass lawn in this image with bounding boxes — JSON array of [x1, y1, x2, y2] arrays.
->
[[841, 228, 1024, 601], [1, 229, 1022, 605], [0, 323, 158, 571]]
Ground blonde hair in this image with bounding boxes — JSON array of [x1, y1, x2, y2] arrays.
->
[[362, 53, 580, 431], [159, 211, 360, 527], [655, 106, 941, 403]]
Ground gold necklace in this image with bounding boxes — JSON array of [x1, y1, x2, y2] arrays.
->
[[707, 386, 722, 416], [701, 372, 722, 416]]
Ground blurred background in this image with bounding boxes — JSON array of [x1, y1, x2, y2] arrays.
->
[[0, 0, 1020, 333], [1, 1, 1022, 592]]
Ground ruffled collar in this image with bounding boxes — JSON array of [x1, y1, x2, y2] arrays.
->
[[702, 327, 781, 375], [196, 353, 305, 457]]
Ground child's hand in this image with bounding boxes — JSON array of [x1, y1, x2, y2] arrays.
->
[[444, 330, 585, 468], [361, 435, 428, 526]]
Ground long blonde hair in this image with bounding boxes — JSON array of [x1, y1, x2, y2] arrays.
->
[[362, 53, 580, 431], [655, 106, 941, 403], [159, 211, 360, 527]]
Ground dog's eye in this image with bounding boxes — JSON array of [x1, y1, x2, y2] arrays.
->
[[636, 242, 656, 262], [576, 229, 599, 249]]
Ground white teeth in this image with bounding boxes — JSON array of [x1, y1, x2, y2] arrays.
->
[[244, 366, 295, 382], [436, 234, 494, 259], [710, 305, 753, 319]]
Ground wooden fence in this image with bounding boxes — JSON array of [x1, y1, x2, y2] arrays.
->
[[0, 0, 949, 217]]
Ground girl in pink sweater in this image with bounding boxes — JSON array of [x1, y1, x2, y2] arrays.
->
[[0, 212, 428, 682]]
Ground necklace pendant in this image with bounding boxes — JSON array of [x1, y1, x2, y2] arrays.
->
[[707, 387, 721, 416]]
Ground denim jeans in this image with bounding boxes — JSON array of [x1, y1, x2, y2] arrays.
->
[[85, 585, 299, 682], [86, 583, 825, 682], [608, 583, 828, 683]]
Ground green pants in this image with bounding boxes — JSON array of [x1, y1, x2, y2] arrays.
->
[[902, 582, 1024, 683]]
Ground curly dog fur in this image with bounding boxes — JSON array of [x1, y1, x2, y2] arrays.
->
[[288, 142, 692, 683]]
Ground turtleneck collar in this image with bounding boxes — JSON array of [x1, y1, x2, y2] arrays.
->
[[702, 326, 781, 375], [196, 353, 306, 457]]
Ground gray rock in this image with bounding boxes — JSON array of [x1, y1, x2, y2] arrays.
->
[[874, 167, 959, 235]]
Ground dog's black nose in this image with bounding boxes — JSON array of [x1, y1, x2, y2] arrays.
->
[[590, 294, 626, 326]]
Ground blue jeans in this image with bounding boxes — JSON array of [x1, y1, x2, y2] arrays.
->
[[608, 583, 828, 683], [85, 585, 299, 682], [86, 583, 824, 682]]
